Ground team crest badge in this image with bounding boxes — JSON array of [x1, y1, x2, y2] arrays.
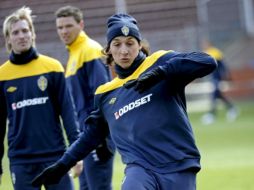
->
[[121, 26, 129, 36], [37, 76, 48, 91], [109, 97, 117, 104]]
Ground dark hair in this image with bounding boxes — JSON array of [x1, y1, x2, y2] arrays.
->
[[55, 5, 83, 23], [102, 39, 150, 66]]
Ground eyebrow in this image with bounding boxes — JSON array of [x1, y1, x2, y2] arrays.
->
[[113, 36, 135, 41]]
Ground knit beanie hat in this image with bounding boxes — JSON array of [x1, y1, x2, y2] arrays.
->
[[106, 13, 142, 45]]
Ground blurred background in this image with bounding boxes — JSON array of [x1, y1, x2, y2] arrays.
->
[[0, 0, 254, 101], [0, 1, 254, 189]]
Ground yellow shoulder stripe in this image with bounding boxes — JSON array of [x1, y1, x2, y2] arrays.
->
[[0, 55, 64, 81], [95, 50, 172, 94], [65, 39, 103, 77], [205, 47, 223, 60]]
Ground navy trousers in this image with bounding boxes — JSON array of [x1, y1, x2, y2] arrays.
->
[[122, 164, 197, 190], [10, 162, 74, 190], [79, 150, 114, 190]]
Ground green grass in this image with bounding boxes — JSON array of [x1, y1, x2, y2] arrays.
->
[[1, 99, 254, 190], [191, 100, 254, 190]]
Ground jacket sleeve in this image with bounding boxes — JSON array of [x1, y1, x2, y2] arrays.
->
[[58, 108, 109, 167], [85, 59, 111, 97], [53, 72, 79, 145], [76, 59, 111, 127], [159, 51, 217, 87], [0, 85, 7, 175]]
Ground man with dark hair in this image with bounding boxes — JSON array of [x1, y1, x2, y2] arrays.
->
[[54, 5, 115, 190], [201, 39, 239, 124]]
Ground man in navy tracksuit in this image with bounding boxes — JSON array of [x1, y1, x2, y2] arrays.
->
[[0, 7, 79, 190], [32, 13, 217, 190], [55, 6, 115, 190], [201, 40, 238, 124]]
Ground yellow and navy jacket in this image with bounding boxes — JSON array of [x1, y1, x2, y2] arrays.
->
[[0, 51, 79, 174], [65, 31, 111, 130], [58, 50, 216, 173]]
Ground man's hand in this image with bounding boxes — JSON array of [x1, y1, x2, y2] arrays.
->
[[31, 162, 69, 187], [71, 161, 83, 178], [124, 66, 166, 93]]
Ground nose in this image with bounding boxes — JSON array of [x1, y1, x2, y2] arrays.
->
[[58, 27, 68, 35], [17, 31, 26, 38], [119, 45, 128, 55], [62, 27, 68, 33]]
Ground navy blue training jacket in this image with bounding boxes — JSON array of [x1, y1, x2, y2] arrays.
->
[[59, 50, 217, 173], [65, 31, 112, 130], [0, 54, 79, 174]]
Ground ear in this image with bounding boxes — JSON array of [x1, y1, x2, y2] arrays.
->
[[139, 44, 142, 50], [80, 20, 84, 29], [6, 36, 10, 44], [6, 36, 12, 47], [32, 33, 36, 41]]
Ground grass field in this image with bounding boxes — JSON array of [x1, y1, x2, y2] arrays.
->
[[1, 99, 254, 190]]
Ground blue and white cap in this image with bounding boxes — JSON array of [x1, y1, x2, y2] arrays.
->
[[106, 13, 142, 45]]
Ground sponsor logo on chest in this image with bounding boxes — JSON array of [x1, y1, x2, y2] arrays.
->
[[12, 97, 49, 110], [114, 93, 152, 119]]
